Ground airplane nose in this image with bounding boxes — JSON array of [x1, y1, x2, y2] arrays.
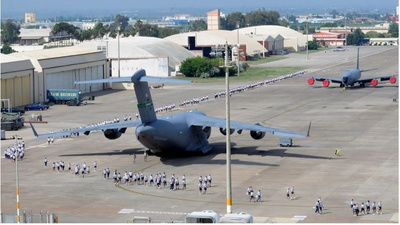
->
[[343, 77, 348, 84], [136, 125, 155, 137]]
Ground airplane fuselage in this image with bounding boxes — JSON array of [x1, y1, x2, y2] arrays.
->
[[135, 111, 212, 155], [342, 69, 361, 86]]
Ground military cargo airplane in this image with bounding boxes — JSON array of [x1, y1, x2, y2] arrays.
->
[[31, 69, 310, 156], [306, 48, 397, 89]]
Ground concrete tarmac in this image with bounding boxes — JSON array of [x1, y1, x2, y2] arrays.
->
[[1, 46, 398, 223]]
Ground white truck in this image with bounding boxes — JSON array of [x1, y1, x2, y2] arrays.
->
[[185, 210, 219, 223], [219, 212, 253, 223]]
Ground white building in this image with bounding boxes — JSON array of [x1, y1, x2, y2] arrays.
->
[[19, 28, 53, 45], [76, 37, 195, 89], [1, 54, 35, 107], [11, 47, 108, 103]]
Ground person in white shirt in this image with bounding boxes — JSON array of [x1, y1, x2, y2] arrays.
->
[[203, 182, 207, 194], [44, 157, 48, 166], [378, 201, 382, 215], [256, 190, 262, 202], [207, 175, 212, 187], [198, 183, 202, 195]]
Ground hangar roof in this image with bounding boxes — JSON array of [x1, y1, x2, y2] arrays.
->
[[76, 37, 195, 69], [19, 28, 52, 39], [235, 25, 307, 47], [164, 30, 267, 55], [11, 46, 106, 72], [0, 53, 34, 74]]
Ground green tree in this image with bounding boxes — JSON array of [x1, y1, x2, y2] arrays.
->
[[123, 24, 136, 37], [347, 28, 364, 45], [1, 45, 15, 54], [221, 12, 245, 30], [114, 14, 129, 31], [307, 40, 318, 50], [190, 19, 207, 31], [320, 22, 338, 27], [52, 22, 78, 36], [388, 22, 398, 38], [92, 22, 107, 39], [159, 27, 179, 38], [279, 18, 289, 27], [1, 19, 20, 45], [288, 15, 297, 23], [137, 24, 159, 37], [289, 24, 298, 31], [245, 9, 280, 26], [79, 29, 93, 41]]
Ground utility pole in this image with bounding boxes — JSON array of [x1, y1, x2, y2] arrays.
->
[[344, 16, 347, 50], [236, 21, 240, 77], [306, 17, 309, 60], [13, 135, 22, 223], [117, 26, 121, 78], [224, 42, 232, 214]]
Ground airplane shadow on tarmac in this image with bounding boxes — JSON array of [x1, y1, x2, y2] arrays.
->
[[60, 142, 335, 166]]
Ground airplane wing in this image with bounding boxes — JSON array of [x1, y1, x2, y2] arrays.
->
[[187, 114, 310, 138], [304, 76, 342, 84], [30, 120, 142, 138], [357, 74, 398, 84]]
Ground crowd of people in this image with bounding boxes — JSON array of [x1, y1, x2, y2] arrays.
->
[[44, 157, 97, 178], [246, 186, 262, 202], [179, 96, 209, 107], [350, 199, 382, 216], [4, 141, 25, 161], [155, 104, 176, 114], [214, 70, 307, 100]]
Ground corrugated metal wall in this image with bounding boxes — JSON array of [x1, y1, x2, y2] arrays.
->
[[1, 75, 31, 107]]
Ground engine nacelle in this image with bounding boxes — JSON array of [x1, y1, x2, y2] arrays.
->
[[250, 130, 266, 140], [203, 126, 212, 139], [104, 129, 122, 140], [220, 127, 235, 136], [371, 79, 378, 86], [323, 80, 330, 87], [390, 76, 397, 84], [307, 77, 315, 85]]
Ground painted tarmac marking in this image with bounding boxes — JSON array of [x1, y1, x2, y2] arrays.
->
[[118, 209, 135, 214], [291, 215, 307, 221]]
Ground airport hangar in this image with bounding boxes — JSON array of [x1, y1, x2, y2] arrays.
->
[[234, 25, 308, 53], [75, 37, 196, 89], [1, 54, 35, 108], [6, 47, 107, 105], [1, 37, 195, 106]]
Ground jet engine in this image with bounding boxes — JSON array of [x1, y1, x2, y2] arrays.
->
[[371, 79, 378, 87], [250, 130, 266, 140], [390, 76, 397, 84], [203, 126, 212, 139], [104, 128, 125, 140], [323, 80, 330, 87], [307, 78, 315, 85], [220, 127, 235, 136]]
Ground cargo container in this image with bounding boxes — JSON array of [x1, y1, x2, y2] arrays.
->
[[47, 89, 81, 104]]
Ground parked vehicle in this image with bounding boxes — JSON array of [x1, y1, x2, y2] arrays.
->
[[332, 46, 346, 52], [24, 104, 50, 111], [185, 210, 219, 223], [279, 137, 293, 147], [1, 112, 24, 130], [47, 89, 81, 104], [1, 107, 25, 114], [219, 212, 253, 223]]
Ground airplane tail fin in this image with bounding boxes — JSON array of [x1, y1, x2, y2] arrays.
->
[[74, 69, 191, 124], [356, 47, 360, 70]]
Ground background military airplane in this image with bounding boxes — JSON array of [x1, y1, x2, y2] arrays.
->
[[306, 48, 397, 89], [31, 69, 310, 156]]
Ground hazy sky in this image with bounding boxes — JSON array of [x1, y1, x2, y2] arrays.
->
[[2, 0, 398, 19]]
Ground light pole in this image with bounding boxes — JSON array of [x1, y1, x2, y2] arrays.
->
[[13, 135, 22, 223], [306, 17, 309, 60], [236, 21, 240, 77], [224, 42, 232, 214], [117, 25, 121, 78]]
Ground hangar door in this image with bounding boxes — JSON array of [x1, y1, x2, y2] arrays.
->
[[1, 75, 31, 107], [46, 65, 104, 95]]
